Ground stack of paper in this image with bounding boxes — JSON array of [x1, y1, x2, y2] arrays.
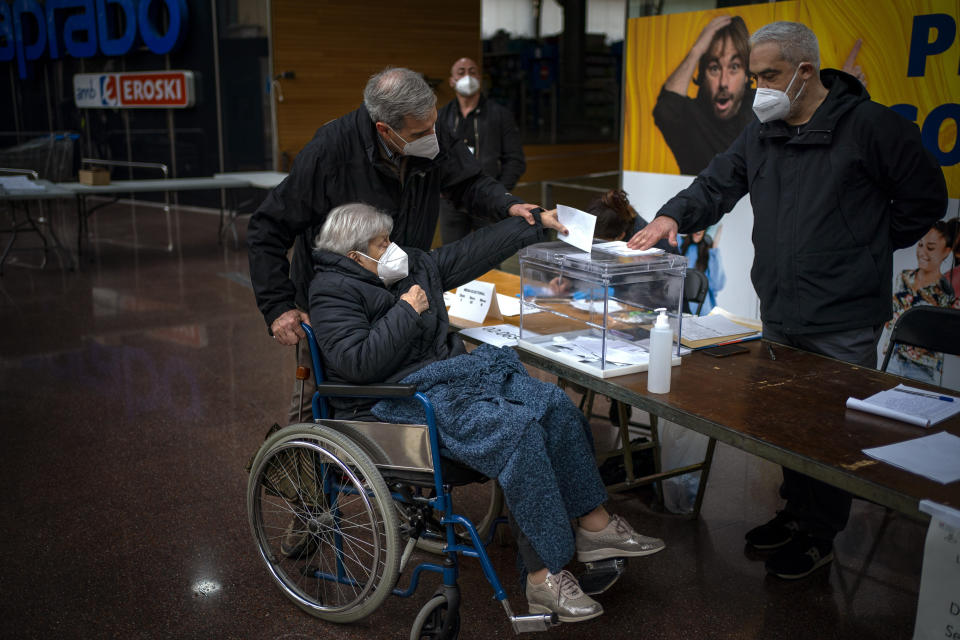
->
[[846, 384, 960, 427], [459, 324, 538, 348], [862, 431, 960, 484]]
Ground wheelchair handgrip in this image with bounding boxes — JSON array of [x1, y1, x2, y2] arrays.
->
[[314, 382, 417, 398]]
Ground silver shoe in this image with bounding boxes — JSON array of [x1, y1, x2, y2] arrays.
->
[[576, 513, 665, 562], [526, 570, 604, 623]]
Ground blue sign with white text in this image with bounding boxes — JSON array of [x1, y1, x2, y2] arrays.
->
[[0, 0, 188, 79]]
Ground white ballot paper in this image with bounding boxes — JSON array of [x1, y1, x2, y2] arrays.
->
[[447, 280, 501, 323], [862, 431, 960, 484], [556, 204, 596, 253], [496, 293, 541, 317], [570, 299, 624, 314], [459, 324, 539, 348], [913, 500, 960, 640], [592, 240, 663, 256]]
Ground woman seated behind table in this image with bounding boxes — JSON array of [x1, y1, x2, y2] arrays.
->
[[308, 202, 665, 623]]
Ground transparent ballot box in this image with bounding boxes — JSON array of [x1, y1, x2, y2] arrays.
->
[[517, 241, 687, 378]]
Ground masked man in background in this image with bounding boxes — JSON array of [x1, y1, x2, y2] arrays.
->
[[437, 57, 527, 244]]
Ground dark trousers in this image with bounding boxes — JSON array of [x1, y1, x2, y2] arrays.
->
[[508, 509, 546, 575], [762, 323, 882, 541]]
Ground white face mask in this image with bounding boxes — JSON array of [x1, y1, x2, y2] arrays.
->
[[752, 65, 805, 123], [389, 126, 439, 159], [454, 75, 480, 97], [358, 242, 409, 286]]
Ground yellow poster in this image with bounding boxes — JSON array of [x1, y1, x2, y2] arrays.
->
[[623, 0, 958, 197]]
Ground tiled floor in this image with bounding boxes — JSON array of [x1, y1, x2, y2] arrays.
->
[[0, 201, 925, 639]]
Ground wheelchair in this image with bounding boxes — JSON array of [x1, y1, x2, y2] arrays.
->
[[248, 322, 608, 638]]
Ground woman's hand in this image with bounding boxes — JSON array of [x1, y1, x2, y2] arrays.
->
[[400, 285, 429, 314]]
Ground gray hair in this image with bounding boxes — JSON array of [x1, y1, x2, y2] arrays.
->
[[314, 203, 394, 256], [363, 67, 437, 130], [750, 21, 821, 70]]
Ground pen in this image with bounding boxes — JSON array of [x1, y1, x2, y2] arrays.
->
[[767, 344, 776, 361], [893, 388, 954, 402]]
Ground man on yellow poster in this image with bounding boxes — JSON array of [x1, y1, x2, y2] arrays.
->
[[652, 15, 755, 175]]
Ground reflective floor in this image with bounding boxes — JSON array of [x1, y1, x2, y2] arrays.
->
[[0, 201, 924, 639]]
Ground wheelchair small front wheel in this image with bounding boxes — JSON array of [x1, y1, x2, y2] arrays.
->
[[410, 593, 460, 640], [247, 423, 400, 623]]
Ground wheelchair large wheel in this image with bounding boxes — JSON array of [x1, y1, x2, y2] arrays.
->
[[247, 423, 400, 623]]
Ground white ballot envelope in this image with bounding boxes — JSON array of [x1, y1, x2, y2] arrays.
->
[[556, 204, 597, 253]]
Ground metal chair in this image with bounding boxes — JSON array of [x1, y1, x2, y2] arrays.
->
[[684, 268, 710, 316], [880, 305, 960, 373]]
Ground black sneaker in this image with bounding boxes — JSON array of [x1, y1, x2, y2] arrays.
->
[[764, 533, 834, 579], [744, 511, 800, 550]]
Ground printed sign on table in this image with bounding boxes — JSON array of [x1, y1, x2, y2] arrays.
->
[[447, 281, 502, 324]]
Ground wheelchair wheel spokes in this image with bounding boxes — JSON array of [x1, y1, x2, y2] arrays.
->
[[248, 424, 400, 623]]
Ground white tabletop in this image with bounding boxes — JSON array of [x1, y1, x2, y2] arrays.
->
[[214, 171, 287, 190], [0, 179, 74, 200], [57, 176, 252, 194]]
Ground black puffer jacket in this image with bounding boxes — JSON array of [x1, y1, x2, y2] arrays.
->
[[248, 104, 523, 330], [308, 214, 544, 413], [438, 94, 526, 189], [658, 70, 947, 335]]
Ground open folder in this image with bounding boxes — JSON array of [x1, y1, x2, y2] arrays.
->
[[679, 313, 761, 349]]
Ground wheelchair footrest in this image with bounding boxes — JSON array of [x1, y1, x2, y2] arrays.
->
[[578, 557, 627, 595], [510, 613, 558, 633]]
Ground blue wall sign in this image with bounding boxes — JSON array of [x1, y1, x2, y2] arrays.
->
[[0, 0, 188, 79]]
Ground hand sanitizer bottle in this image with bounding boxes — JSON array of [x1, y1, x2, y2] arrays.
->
[[647, 307, 673, 394]]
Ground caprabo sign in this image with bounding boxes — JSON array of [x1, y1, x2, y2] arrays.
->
[[0, 0, 188, 79], [74, 70, 195, 108]]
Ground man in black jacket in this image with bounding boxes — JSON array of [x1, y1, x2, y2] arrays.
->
[[630, 22, 947, 580], [248, 67, 550, 346], [248, 67, 555, 423], [437, 57, 527, 243]]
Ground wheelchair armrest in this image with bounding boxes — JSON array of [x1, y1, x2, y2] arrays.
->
[[314, 382, 417, 398]]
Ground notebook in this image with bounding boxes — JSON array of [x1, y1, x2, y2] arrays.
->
[[846, 384, 960, 428]]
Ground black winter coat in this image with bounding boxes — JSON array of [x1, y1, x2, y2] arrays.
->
[[658, 70, 947, 335], [438, 94, 526, 190], [248, 104, 523, 330], [308, 214, 545, 414]]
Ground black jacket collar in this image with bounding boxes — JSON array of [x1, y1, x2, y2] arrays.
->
[[311, 246, 384, 288], [758, 69, 868, 144]]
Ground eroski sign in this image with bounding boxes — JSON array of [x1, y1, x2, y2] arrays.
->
[[74, 70, 195, 108], [0, 0, 188, 79]]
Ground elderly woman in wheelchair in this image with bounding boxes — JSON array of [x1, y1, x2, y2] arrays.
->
[[285, 201, 667, 622]]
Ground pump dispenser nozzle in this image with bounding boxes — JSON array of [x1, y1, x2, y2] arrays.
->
[[654, 307, 669, 328]]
